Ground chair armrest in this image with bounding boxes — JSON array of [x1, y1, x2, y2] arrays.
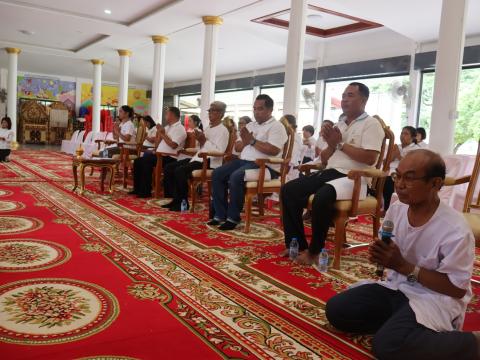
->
[[444, 175, 471, 186], [255, 157, 287, 166], [347, 168, 387, 180], [104, 140, 118, 146], [298, 163, 324, 173], [155, 152, 176, 158], [179, 148, 199, 156], [198, 151, 226, 158]]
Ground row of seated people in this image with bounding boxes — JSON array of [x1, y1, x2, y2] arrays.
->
[[108, 83, 477, 359]]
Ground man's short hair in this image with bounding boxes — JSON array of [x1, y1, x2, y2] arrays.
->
[[403, 126, 417, 142], [239, 116, 252, 124], [210, 101, 227, 114], [255, 94, 274, 109], [349, 82, 370, 99], [406, 149, 446, 181], [168, 106, 181, 119], [302, 125, 315, 135], [416, 127, 427, 140]]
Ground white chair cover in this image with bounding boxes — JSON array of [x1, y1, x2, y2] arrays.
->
[[60, 130, 79, 153]]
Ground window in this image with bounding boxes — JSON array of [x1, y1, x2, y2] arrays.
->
[[179, 94, 201, 115], [323, 75, 409, 139], [260, 86, 284, 121], [419, 67, 480, 154], [214, 89, 254, 120]]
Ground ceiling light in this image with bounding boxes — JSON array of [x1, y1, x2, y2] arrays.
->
[[104, 9, 112, 15], [19, 29, 35, 36]]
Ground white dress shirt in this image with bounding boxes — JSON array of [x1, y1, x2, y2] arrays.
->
[[143, 127, 157, 147], [156, 121, 187, 158], [0, 129, 14, 149], [190, 124, 229, 168]]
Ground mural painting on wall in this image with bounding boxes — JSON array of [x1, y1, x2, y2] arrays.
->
[[80, 83, 150, 115], [17, 76, 76, 110]]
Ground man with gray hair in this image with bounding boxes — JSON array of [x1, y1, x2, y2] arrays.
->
[[162, 101, 230, 211]]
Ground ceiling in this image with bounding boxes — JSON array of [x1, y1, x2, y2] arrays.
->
[[0, 0, 479, 87]]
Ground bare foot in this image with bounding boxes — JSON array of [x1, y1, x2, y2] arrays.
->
[[279, 248, 290, 257], [295, 251, 318, 265]]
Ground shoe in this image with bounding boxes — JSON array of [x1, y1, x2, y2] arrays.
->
[[137, 193, 152, 199], [128, 190, 137, 195], [161, 201, 175, 209], [207, 219, 221, 226], [218, 220, 238, 231]]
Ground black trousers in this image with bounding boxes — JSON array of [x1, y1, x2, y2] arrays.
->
[[133, 153, 176, 197], [325, 284, 477, 360], [163, 159, 205, 206], [280, 168, 346, 255], [383, 176, 395, 211], [0, 149, 11, 161]]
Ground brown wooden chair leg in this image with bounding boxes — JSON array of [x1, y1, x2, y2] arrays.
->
[[154, 159, 163, 198], [258, 194, 265, 217], [332, 215, 347, 269], [190, 179, 196, 213]]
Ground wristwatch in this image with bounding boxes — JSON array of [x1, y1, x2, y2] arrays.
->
[[336, 142, 344, 151], [250, 138, 257, 146], [407, 265, 420, 283]]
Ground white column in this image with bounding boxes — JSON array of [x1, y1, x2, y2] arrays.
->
[[117, 49, 131, 107], [200, 16, 223, 129], [0, 68, 8, 119], [6, 48, 20, 142], [173, 94, 179, 108], [313, 79, 325, 131], [151, 36, 168, 123], [429, 0, 469, 155], [282, 0, 307, 117], [407, 44, 421, 127], [91, 59, 104, 134]]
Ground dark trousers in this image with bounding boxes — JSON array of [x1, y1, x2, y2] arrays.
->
[[164, 159, 204, 206], [280, 168, 346, 254], [0, 149, 11, 161], [325, 284, 477, 360], [383, 176, 395, 211], [133, 153, 176, 197]]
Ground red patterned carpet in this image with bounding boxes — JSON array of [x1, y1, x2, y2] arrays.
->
[[1, 150, 479, 360]]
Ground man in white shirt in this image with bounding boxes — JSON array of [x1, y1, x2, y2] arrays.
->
[[131, 107, 186, 198], [280, 83, 384, 265], [326, 150, 477, 360], [162, 101, 229, 211], [106, 105, 136, 157], [208, 94, 288, 230]]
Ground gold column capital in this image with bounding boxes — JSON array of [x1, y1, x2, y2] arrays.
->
[[202, 16, 223, 25], [117, 49, 132, 57], [152, 35, 169, 44], [91, 59, 105, 65], [5, 47, 21, 55]]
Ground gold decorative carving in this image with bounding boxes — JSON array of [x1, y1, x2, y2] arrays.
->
[[152, 36, 169, 44], [202, 16, 223, 25], [91, 59, 105, 65], [117, 49, 132, 57], [5, 48, 21, 55]]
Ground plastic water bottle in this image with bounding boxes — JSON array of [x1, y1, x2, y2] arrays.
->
[[180, 199, 188, 212], [318, 248, 329, 272], [289, 238, 299, 260], [102, 148, 108, 158]]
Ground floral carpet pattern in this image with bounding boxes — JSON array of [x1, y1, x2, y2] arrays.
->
[[1, 150, 479, 359]]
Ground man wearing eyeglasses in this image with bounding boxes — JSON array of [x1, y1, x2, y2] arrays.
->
[[280, 82, 384, 265], [208, 94, 288, 230], [326, 150, 476, 360]]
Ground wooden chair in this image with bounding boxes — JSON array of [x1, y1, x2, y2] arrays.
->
[[188, 118, 237, 212], [118, 120, 147, 188], [153, 131, 196, 198], [304, 115, 395, 269], [444, 140, 480, 246], [243, 118, 295, 233]]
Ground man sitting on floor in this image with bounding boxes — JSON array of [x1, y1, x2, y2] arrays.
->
[[325, 150, 477, 360], [162, 101, 229, 211], [208, 94, 288, 230], [130, 106, 186, 198], [280, 82, 384, 265]]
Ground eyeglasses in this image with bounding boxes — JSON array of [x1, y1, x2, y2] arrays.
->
[[391, 172, 428, 187]]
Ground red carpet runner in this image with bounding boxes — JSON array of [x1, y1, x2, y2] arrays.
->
[[1, 150, 479, 359]]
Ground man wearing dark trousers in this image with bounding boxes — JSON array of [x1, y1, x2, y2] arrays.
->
[[162, 101, 229, 211], [131, 107, 186, 198], [326, 150, 477, 360], [280, 82, 384, 265]]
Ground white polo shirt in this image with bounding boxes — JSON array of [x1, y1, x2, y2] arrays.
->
[[143, 126, 157, 147], [303, 136, 316, 160], [240, 117, 288, 172], [0, 129, 14, 149], [327, 113, 384, 174], [118, 120, 136, 149], [191, 123, 229, 168], [156, 121, 187, 158], [388, 142, 420, 173], [381, 201, 474, 331]]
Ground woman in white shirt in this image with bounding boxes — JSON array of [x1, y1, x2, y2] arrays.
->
[[0, 117, 14, 162], [142, 115, 157, 155], [106, 105, 136, 157], [301, 125, 316, 163], [416, 127, 429, 148], [383, 126, 420, 210]]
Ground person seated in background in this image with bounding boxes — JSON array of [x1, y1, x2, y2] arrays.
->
[[141, 115, 157, 155], [107, 105, 136, 157], [416, 127, 428, 148], [314, 119, 334, 162], [209, 94, 288, 230], [326, 150, 476, 360], [302, 125, 316, 163], [280, 82, 384, 265], [161, 101, 229, 211], [130, 107, 186, 198], [383, 126, 419, 211], [238, 116, 252, 131], [187, 114, 203, 132], [0, 116, 14, 162]]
